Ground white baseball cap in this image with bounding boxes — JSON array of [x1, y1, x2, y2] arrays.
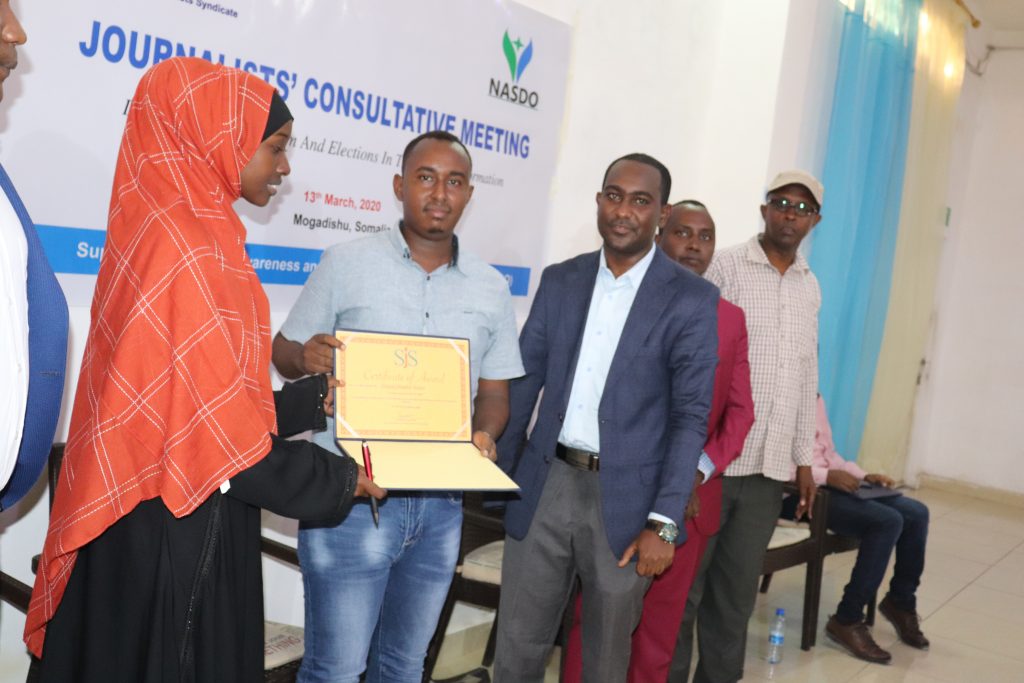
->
[[766, 170, 824, 207]]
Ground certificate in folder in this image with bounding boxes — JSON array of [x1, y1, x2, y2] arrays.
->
[[333, 329, 519, 491]]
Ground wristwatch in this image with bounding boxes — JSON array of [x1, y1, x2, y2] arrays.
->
[[645, 519, 679, 544]]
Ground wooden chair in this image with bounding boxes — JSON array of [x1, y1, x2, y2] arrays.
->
[[0, 442, 51, 614], [260, 536, 305, 682], [423, 493, 506, 682], [423, 496, 586, 683], [759, 482, 828, 650], [0, 570, 31, 613], [32, 443, 308, 682], [759, 485, 874, 650]]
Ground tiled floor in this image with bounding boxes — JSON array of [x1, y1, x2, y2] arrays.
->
[[433, 486, 1024, 682]]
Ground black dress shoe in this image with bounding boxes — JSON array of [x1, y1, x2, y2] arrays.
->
[[880, 594, 930, 649], [826, 615, 892, 664]]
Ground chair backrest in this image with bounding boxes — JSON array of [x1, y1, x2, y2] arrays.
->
[[760, 483, 829, 576], [457, 492, 505, 565], [1, 443, 66, 614], [766, 520, 812, 551], [47, 443, 65, 510], [0, 571, 31, 613]]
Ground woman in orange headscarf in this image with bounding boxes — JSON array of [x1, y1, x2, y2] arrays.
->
[[25, 57, 382, 682]]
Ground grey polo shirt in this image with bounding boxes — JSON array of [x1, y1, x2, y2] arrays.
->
[[280, 226, 525, 456]]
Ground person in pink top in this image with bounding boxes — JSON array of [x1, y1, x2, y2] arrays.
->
[[788, 395, 930, 665]]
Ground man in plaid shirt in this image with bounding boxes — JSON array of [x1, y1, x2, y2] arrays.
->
[[670, 170, 824, 683]]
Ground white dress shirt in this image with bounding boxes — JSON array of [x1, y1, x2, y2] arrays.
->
[[0, 190, 30, 490], [559, 246, 655, 451], [558, 246, 689, 526]]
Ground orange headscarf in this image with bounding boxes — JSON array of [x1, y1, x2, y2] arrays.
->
[[25, 57, 279, 655]]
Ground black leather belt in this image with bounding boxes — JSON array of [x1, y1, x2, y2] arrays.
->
[[556, 443, 600, 471]]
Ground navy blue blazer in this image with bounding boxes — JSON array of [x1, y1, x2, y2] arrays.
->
[[0, 163, 68, 510], [497, 247, 719, 557]]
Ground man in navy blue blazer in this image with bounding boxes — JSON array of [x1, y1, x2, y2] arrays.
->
[[492, 154, 719, 682], [0, 2, 68, 511]]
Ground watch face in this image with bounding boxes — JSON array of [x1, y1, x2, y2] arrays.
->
[[658, 524, 679, 543]]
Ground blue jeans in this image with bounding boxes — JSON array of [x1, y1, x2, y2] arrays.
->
[[826, 492, 929, 623], [296, 492, 462, 683]]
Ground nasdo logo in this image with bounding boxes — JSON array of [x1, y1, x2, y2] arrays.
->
[[488, 29, 540, 109]]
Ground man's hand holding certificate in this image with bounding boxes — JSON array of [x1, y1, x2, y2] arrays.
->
[[471, 430, 498, 462], [333, 330, 518, 491]]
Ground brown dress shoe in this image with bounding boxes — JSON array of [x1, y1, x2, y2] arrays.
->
[[879, 594, 930, 649], [826, 615, 892, 664]]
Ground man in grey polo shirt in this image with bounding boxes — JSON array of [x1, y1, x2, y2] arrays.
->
[[272, 130, 524, 683]]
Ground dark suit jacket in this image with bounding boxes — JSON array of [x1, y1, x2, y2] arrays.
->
[[692, 298, 755, 537], [0, 163, 68, 510], [497, 248, 719, 557]]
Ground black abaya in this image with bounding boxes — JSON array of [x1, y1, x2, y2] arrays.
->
[[31, 398, 357, 682]]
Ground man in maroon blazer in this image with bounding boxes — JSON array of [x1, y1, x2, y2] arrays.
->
[[563, 200, 755, 682]]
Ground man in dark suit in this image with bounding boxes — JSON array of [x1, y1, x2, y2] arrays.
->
[[493, 155, 719, 682], [562, 200, 755, 683], [0, 1, 68, 511]]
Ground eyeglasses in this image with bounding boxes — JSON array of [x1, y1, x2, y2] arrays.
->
[[766, 197, 819, 217]]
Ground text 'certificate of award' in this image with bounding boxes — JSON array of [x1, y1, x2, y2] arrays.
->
[[334, 329, 518, 491]]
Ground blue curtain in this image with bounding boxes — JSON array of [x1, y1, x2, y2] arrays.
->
[[810, 0, 920, 460]]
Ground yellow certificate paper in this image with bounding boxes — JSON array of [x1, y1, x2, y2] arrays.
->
[[334, 329, 518, 491]]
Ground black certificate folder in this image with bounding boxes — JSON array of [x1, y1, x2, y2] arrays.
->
[[851, 482, 903, 501]]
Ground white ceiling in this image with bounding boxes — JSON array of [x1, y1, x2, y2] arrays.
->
[[969, 0, 1024, 31]]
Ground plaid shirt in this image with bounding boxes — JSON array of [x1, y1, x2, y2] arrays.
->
[[706, 235, 819, 481]]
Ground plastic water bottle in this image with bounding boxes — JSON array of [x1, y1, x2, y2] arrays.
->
[[767, 608, 785, 664]]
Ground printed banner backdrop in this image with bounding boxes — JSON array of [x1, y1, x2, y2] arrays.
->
[[2, 0, 570, 316]]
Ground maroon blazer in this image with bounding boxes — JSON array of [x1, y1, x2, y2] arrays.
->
[[692, 298, 754, 536]]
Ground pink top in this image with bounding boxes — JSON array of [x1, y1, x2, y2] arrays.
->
[[791, 396, 867, 485]]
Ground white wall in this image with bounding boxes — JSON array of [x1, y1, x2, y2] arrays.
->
[[905, 30, 1024, 494], [517, 0, 801, 258], [766, 0, 844, 189]]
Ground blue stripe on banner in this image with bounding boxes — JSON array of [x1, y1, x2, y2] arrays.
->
[[36, 225, 105, 274], [244, 242, 323, 285], [491, 264, 530, 296], [34, 224, 326, 285], [36, 225, 532, 295]]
